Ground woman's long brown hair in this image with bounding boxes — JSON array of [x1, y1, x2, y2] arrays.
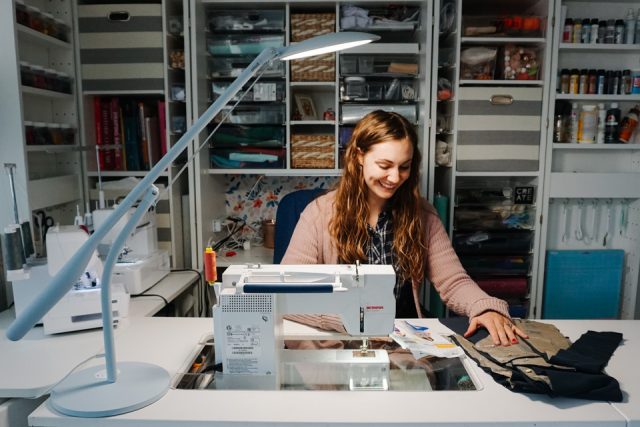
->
[[330, 110, 427, 285]]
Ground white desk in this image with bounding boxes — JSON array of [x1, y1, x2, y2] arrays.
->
[[216, 246, 273, 267], [26, 318, 638, 427], [0, 271, 198, 399]]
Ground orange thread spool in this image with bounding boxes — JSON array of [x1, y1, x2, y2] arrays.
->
[[204, 246, 217, 283]]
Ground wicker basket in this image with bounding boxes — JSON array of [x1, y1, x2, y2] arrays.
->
[[291, 53, 335, 82], [290, 13, 336, 82], [291, 13, 335, 42], [291, 134, 335, 169]]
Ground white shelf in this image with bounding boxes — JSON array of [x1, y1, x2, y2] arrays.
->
[[26, 145, 80, 153], [345, 43, 420, 55], [21, 86, 73, 99], [206, 169, 341, 176], [461, 37, 546, 44], [86, 170, 169, 178], [290, 82, 335, 87], [556, 94, 640, 101], [290, 120, 335, 125], [28, 174, 80, 210], [549, 173, 640, 198], [459, 80, 544, 86], [552, 143, 640, 150], [455, 171, 541, 177], [559, 43, 640, 52], [16, 24, 71, 49], [83, 90, 165, 96]]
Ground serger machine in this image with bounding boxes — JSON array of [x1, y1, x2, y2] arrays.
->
[[212, 263, 396, 390], [93, 205, 169, 294]]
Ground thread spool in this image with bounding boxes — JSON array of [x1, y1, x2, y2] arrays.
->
[[1, 225, 26, 271], [434, 194, 449, 230], [204, 246, 217, 284], [262, 219, 275, 249], [20, 221, 35, 258]]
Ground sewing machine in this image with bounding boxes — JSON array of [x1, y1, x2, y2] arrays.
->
[[11, 226, 129, 335], [93, 206, 169, 294], [212, 263, 395, 390]]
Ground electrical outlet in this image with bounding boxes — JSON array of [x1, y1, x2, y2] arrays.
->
[[212, 219, 222, 232]]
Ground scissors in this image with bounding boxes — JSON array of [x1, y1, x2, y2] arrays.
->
[[33, 210, 55, 249]]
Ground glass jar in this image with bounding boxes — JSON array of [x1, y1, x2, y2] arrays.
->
[[57, 71, 72, 94], [30, 65, 46, 89], [33, 122, 48, 145], [24, 121, 35, 146], [42, 68, 57, 91], [559, 69, 570, 94], [19, 62, 34, 87], [60, 124, 75, 145], [344, 76, 367, 100], [26, 5, 44, 32], [53, 18, 69, 42], [15, 0, 29, 26], [49, 124, 63, 145], [40, 12, 56, 37]]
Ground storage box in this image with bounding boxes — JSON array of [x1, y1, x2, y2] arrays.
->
[[454, 204, 535, 231], [209, 125, 284, 148], [208, 10, 284, 32], [460, 255, 532, 276], [460, 47, 497, 80], [291, 134, 335, 169], [214, 105, 284, 125], [291, 53, 336, 82], [207, 34, 284, 55], [291, 13, 335, 42], [457, 87, 542, 172], [210, 56, 284, 78], [453, 231, 533, 255], [290, 13, 336, 81], [543, 250, 624, 319], [462, 15, 544, 38], [78, 4, 163, 92], [341, 104, 416, 124], [500, 45, 540, 80], [210, 147, 285, 169]]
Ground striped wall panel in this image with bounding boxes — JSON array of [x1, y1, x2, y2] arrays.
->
[[78, 4, 164, 92], [457, 87, 543, 172]]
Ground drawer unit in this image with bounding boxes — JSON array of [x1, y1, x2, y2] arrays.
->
[[453, 230, 533, 255], [209, 125, 284, 149], [209, 56, 285, 78], [208, 10, 285, 32], [78, 4, 163, 92], [214, 105, 284, 125], [341, 104, 416, 124], [210, 147, 285, 169], [457, 87, 542, 172], [207, 35, 284, 55]]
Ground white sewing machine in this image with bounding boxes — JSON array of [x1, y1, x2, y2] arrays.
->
[[93, 206, 169, 294], [11, 226, 129, 335], [212, 263, 396, 390]]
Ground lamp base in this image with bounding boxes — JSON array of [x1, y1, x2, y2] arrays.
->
[[50, 361, 170, 417]]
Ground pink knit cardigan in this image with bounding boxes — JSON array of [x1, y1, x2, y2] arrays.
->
[[282, 190, 510, 325]]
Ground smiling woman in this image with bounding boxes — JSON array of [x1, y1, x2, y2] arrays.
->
[[282, 110, 528, 347]]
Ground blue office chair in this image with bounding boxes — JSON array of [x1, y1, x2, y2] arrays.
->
[[273, 188, 324, 263]]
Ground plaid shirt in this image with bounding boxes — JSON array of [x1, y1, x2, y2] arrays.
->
[[366, 210, 406, 298]]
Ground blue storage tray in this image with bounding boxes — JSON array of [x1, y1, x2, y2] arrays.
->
[[543, 250, 624, 319]]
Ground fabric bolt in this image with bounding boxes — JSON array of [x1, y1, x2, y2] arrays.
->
[[447, 319, 623, 401]]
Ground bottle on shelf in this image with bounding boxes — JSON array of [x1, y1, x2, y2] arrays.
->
[[570, 102, 579, 143], [581, 18, 591, 43], [598, 20, 606, 43], [605, 19, 615, 44], [615, 19, 625, 44], [618, 104, 640, 143], [625, 9, 636, 44], [635, 9, 640, 44], [553, 100, 569, 143], [590, 18, 599, 43], [563, 18, 573, 42], [597, 103, 606, 144], [578, 104, 597, 143], [604, 102, 621, 144]]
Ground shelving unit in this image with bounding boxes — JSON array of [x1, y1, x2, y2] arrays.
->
[[429, 0, 554, 318], [0, 0, 84, 254], [537, 0, 640, 320], [74, 1, 190, 268], [191, 0, 432, 268]]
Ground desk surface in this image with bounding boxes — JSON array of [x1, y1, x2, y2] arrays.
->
[[27, 318, 638, 427], [216, 246, 273, 267], [0, 271, 198, 398]]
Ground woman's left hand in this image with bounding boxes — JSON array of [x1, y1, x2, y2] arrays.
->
[[464, 311, 528, 346]]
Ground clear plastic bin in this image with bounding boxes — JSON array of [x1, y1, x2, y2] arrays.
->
[[460, 47, 496, 80], [454, 204, 535, 230], [207, 34, 284, 55], [212, 81, 285, 102], [463, 15, 544, 38], [453, 231, 533, 255], [209, 125, 284, 148], [210, 56, 284, 78], [215, 105, 284, 124], [208, 10, 285, 32], [460, 255, 532, 276], [210, 147, 285, 169]]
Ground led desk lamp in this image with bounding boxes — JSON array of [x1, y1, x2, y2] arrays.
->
[[5, 31, 379, 417]]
